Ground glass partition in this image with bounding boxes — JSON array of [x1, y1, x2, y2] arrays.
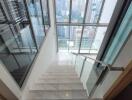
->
[[0, 0, 50, 86], [75, 55, 85, 76], [27, 0, 45, 48]]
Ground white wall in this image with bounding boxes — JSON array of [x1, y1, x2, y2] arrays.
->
[[92, 34, 132, 98]]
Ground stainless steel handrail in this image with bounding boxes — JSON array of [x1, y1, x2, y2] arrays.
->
[[72, 52, 124, 71]]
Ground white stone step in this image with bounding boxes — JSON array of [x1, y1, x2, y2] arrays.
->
[[38, 78, 81, 84], [28, 90, 88, 99], [42, 72, 78, 76], [31, 83, 84, 91], [39, 75, 80, 80], [47, 67, 75, 70], [47, 70, 76, 73], [39, 76, 80, 80]]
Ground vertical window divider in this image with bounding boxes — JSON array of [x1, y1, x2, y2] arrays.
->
[[78, 0, 89, 53], [68, 0, 72, 52]]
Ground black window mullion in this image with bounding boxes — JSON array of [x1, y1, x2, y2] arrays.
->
[[69, 0, 72, 23]]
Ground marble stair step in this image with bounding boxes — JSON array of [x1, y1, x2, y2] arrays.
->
[[41, 75, 79, 79], [47, 70, 76, 73], [47, 68, 75, 71], [31, 83, 84, 90], [42, 72, 78, 76], [37, 78, 81, 84], [28, 90, 88, 99], [40, 76, 80, 80]]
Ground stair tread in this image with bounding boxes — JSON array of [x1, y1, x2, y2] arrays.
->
[[40, 76, 80, 79], [42, 75, 78, 78], [37, 79, 81, 84], [28, 90, 88, 99], [31, 83, 84, 90]]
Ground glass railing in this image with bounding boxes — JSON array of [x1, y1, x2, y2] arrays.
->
[[72, 53, 124, 98]]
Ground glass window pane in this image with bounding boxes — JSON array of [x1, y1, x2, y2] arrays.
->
[[57, 26, 69, 52], [85, 0, 103, 23], [69, 26, 82, 53], [28, 1, 45, 47], [90, 27, 107, 53], [42, 0, 50, 25], [80, 26, 96, 53], [71, 0, 86, 23], [56, 0, 70, 22], [99, 0, 118, 23]]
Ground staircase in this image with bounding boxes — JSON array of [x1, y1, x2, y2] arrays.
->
[[27, 63, 88, 100]]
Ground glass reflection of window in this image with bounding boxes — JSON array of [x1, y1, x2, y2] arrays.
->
[[28, 1, 45, 48], [90, 27, 107, 53], [0, 0, 50, 86]]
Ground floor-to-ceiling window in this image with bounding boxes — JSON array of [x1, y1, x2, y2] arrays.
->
[[55, 0, 118, 54], [0, 0, 50, 86]]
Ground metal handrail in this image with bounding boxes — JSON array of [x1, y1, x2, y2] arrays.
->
[[72, 52, 124, 71]]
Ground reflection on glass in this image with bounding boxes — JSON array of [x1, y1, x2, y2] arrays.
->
[[99, 0, 117, 23], [85, 0, 103, 23], [42, 0, 50, 25], [0, 24, 37, 85], [90, 27, 107, 53], [0, 0, 50, 86], [69, 26, 82, 53], [56, 0, 70, 22], [28, 1, 45, 47], [71, 0, 86, 23], [80, 26, 96, 53]]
